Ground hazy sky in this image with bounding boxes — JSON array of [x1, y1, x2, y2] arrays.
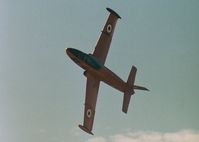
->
[[1, 0, 199, 142]]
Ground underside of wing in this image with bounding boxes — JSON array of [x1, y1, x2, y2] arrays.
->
[[79, 74, 100, 135], [92, 8, 121, 65]]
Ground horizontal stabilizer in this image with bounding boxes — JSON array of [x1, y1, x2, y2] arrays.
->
[[122, 66, 136, 113], [122, 66, 149, 113], [127, 66, 137, 87], [122, 93, 132, 113]]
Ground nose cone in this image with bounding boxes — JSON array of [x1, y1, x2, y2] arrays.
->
[[66, 48, 82, 58], [65, 48, 70, 55], [65, 48, 74, 58]]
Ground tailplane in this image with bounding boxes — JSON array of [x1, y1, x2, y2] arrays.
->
[[122, 66, 148, 113]]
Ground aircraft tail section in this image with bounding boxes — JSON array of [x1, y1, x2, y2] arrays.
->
[[122, 66, 136, 113], [127, 66, 137, 88], [122, 66, 148, 113], [122, 91, 132, 113], [134, 85, 149, 91]]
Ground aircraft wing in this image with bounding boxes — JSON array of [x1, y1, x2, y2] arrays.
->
[[92, 8, 121, 65], [79, 74, 100, 135]]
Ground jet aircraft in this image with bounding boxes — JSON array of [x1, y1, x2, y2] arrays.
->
[[65, 8, 148, 135]]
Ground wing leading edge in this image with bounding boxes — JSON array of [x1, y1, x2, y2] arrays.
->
[[92, 8, 121, 65]]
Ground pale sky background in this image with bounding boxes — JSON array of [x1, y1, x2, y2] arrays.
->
[[1, 0, 199, 142]]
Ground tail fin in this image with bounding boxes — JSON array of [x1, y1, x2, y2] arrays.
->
[[122, 66, 149, 113], [134, 85, 149, 91]]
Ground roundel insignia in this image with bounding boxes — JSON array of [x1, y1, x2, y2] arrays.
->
[[106, 24, 112, 33], [86, 109, 92, 118]]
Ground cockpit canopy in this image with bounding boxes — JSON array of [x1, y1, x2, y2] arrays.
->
[[68, 48, 102, 70]]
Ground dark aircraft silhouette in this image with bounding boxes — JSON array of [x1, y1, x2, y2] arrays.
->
[[65, 8, 148, 135]]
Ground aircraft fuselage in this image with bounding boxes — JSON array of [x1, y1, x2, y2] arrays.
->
[[66, 48, 129, 93], [65, 8, 149, 135]]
